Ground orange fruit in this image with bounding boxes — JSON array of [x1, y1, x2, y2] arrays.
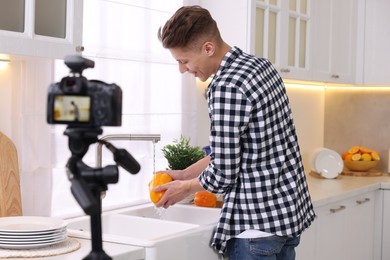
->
[[348, 146, 360, 154], [359, 147, 372, 154], [371, 151, 380, 161], [344, 154, 353, 161], [361, 153, 372, 161], [351, 153, 362, 161], [341, 152, 349, 160]]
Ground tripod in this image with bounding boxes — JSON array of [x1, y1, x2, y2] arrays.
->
[[64, 127, 140, 260]]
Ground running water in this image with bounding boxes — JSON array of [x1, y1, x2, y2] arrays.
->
[[154, 206, 168, 220], [153, 141, 156, 174]]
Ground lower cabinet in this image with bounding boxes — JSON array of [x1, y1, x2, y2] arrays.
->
[[296, 191, 377, 260], [382, 191, 390, 259]]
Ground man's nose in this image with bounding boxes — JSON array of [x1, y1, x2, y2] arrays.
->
[[179, 63, 188, 73]]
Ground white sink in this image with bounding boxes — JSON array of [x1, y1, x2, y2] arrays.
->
[[67, 214, 198, 247], [114, 203, 221, 226], [66, 204, 221, 260]]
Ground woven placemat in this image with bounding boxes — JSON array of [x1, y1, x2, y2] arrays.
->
[[0, 238, 80, 258]]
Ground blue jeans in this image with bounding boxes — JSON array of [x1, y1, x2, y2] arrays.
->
[[226, 235, 300, 260]]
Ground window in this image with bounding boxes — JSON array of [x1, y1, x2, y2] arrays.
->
[[51, 0, 192, 217]]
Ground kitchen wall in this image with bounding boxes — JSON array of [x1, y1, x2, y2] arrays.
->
[[324, 87, 390, 172], [195, 82, 390, 174]]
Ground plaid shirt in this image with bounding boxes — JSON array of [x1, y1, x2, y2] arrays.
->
[[198, 47, 315, 254]]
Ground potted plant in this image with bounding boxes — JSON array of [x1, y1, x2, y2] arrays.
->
[[162, 135, 205, 171], [162, 135, 205, 204]]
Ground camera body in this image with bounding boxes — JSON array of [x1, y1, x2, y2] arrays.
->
[[47, 56, 122, 127]]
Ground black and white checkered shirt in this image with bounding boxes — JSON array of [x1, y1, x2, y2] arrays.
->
[[198, 47, 315, 254]]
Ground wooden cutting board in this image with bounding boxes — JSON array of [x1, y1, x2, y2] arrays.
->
[[0, 132, 22, 216]]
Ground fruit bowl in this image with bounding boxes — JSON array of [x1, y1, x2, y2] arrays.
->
[[343, 160, 378, 172]]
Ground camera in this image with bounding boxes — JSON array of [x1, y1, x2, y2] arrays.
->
[[47, 55, 122, 127]]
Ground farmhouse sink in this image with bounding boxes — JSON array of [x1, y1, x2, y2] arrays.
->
[[114, 203, 221, 226], [66, 204, 221, 260], [67, 214, 198, 247]]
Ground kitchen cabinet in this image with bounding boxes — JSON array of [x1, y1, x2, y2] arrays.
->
[[200, 0, 312, 80], [297, 191, 377, 260], [0, 0, 83, 59], [295, 217, 316, 260], [199, 0, 251, 53], [254, 0, 311, 80], [362, 0, 390, 85], [311, 0, 359, 84], [381, 190, 390, 259]]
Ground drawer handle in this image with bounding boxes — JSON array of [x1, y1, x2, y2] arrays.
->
[[280, 68, 290, 73], [356, 198, 370, 204], [331, 74, 340, 79], [330, 205, 346, 213]]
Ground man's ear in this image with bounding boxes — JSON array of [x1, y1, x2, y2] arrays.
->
[[203, 42, 215, 56]]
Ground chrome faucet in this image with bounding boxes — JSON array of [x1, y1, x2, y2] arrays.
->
[[95, 134, 161, 168]]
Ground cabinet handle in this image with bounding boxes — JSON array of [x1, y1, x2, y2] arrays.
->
[[331, 74, 340, 79], [329, 205, 346, 213], [280, 68, 290, 73], [356, 198, 370, 205], [75, 46, 85, 52]]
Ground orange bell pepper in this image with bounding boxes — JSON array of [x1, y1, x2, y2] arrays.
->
[[194, 191, 217, 208], [149, 173, 173, 203]]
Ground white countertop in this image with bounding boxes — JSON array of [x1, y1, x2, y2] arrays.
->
[[8, 238, 144, 260], [8, 173, 390, 260], [306, 172, 390, 207]]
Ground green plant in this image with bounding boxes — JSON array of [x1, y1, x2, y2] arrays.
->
[[162, 135, 205, 170]]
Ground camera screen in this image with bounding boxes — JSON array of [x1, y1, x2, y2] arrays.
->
[[53, 95, 91, 123]]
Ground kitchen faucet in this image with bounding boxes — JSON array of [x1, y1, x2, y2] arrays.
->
[[96, 134, 161, 168]]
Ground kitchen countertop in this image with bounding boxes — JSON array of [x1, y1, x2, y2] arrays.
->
[[7, 173, 390, 260], [306, 172, 390, 207], [7, 238, 144, 260]]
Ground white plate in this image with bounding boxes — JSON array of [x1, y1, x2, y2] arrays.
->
[[0, 216, 67, 234], [0, 236, 67, 249], [314, 148, 343, 179], [0, 234, 67, 244], [0, 231, 67, 242], [0, 228, 66, 238]]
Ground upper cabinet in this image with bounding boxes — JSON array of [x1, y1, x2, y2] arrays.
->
[[254, 0, 311, 80], [0, 0, 83, 59], [199, 0, 252, 53], [362, 0, 390, 85], [311, 0, 359, 84]]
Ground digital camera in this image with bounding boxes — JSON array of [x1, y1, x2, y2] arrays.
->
[[47, 56, 122, 127]]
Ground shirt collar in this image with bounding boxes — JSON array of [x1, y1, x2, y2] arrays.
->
[[214, 46, 242, 78]]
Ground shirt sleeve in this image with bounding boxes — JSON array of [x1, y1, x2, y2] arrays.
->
[[199, 82, 252, 194]]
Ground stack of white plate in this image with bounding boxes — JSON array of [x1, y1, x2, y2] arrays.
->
[[0, 216, 67, 249]]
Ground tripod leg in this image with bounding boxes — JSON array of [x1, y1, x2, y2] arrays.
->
[[82, 186, 112, 260]]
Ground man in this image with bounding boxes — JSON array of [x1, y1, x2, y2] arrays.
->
[[154, 5, 315, 260]]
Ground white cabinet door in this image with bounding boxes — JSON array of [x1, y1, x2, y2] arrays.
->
[[314, 191, 376, 260], [295, 218, 316, 260], [363, 0, 390, 84], [382, 191, 390, 259], [0, 0, 83, 59], [253, 0, 312, 80], [199, 0, 252, 53], [315, 200, 350, 260], [278, 0, 311, 80], [311, 0, 358, 83], [347, 192, 376, 260]]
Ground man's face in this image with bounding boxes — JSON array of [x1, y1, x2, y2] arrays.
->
[[169, 44, 214, 82]]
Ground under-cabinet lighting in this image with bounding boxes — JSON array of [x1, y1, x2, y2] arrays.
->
[[0, 59, 10, 70]]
